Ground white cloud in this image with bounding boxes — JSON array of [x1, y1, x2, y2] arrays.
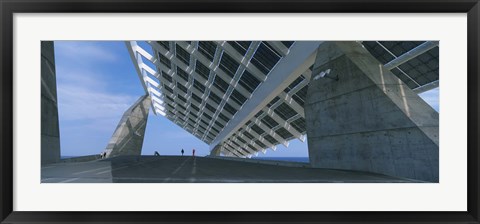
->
[[55, 41, 117, 62], [57, 83, 136, 121], [54, 42, 138, 123], [56, 69, 106, 89], [53, 41, 144, 156]]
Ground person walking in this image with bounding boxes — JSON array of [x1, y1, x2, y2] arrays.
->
[[181, 149, 184, 156], [192, 148, 196, 157], [154, 151, 160, 156]]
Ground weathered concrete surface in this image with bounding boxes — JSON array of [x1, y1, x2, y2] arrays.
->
[[104, 95, 151, 158], [41, 41, 61, 165], [41, 156, 419, 183], [305, 41, 439, 182]]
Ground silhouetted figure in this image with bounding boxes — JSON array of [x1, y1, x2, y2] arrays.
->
[[154, 151, 160, 156], [192, 149, 196, 157], [181, 149, 184, 156]]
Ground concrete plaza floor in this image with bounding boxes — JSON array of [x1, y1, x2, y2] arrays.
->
[[41, 156, 421, 183]]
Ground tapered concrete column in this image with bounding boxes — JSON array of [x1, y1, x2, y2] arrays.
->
[[305, 42, 439, 182], [104, 95, 151, 158], [41, 41, 61, 165], [210, 145, 222, 156]]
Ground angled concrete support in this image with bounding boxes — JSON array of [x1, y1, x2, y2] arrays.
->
[[210, 145, 222, 156], [41, 41, 61, 165], [105, 95, 151, 158], [305, 42, 439, 182]]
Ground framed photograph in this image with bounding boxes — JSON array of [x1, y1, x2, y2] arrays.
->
[[1, 0, 479, 223]]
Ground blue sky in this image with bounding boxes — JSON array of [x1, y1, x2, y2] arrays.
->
[[54, 41, 439, 158]]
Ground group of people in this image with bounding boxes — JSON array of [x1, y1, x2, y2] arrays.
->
[[100, 149, 197, 158], [180, 148, 195, 157], [99, 151, 107, 159], [154, 148, 196, 156]]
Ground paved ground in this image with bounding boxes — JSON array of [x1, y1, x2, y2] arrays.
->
[[41, 156, 420, 183]]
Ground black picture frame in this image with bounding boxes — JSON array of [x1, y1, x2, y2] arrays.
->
[[1, 0, 479, 223]]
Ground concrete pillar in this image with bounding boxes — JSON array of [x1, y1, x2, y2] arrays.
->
[[210, 145, 222, 156], [305, 41, 439, 182], [41, 41, 61, 165], [104, 95, 151, 158]]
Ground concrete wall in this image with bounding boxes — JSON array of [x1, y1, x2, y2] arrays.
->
[[41, 41, 61, 165], [305, 42, 439, 182], [104, 95, 151, 158], [60, 154, 100, 163]]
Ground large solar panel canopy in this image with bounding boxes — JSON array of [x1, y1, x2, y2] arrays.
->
[[126, 41, 439, 158]]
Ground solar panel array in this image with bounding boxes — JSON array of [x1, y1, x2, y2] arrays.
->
[[129, 41, 439, 157], [362, 41, 439, 90], [148, 41, 293, 150]]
